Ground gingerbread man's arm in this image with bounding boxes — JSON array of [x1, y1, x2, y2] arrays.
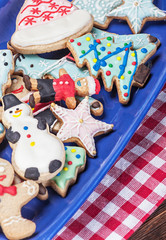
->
[[14, 180, 39, 205]]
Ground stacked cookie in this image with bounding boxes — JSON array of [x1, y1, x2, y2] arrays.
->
[[0, 0, 165, 239]]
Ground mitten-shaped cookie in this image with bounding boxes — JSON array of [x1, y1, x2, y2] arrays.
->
[[0, 158, 39, 240]]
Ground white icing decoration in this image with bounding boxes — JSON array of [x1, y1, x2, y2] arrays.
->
[[2, 215, 26, 226], [86, 76, 96, 96], [11, 10, 92, 47], [0, 167, 5, 172], [23, 181, 36, 196]]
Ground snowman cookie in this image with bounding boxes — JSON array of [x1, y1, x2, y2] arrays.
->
[[10, 0, 93, 54], [0, 158, 39, 240], [23, 68, 101, 109], [2, 94, 65, 183]]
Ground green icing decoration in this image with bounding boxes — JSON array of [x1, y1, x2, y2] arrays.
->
[[52, 146, 86, 190]]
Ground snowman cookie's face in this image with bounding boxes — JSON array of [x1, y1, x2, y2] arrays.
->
[[0, 159, 14, 187], [4, 103, 31, 124]]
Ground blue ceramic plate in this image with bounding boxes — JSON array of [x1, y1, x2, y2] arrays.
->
[[0, 0, 165, 239]]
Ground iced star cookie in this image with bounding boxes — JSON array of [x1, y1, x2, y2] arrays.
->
[[73, 0, 122, 29], [0, 158, 39, 240], [51, 97, 114, 157], [107, 0, 166, 34], [67, 33, 159, 104], [11, 0, 93, 54], [0, 50, 14, 100], [2, 94, 65, 183], [50, 146, 86, 197], [14, 53, 103, 116], [91, 27, 160, 50]]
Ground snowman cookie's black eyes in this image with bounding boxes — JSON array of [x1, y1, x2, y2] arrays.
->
[[16, 108, 19, 111], [30, 64, 34, 68], [9, 111, 13, 114], [4, 62, 8, 66], [3, 52, 7, 56]]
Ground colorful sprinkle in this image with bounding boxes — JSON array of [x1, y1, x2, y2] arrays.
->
[[93, 58, 97, 63], [100, 47, 106, 51], [107, 43, 111, 47], [68, 161, 73, 165], [131, 53, 135, 57], [123, 85, 128, 90], [106, 71, 111, 76], [64, 167, 68, 171], [24, 126, 28, 130], [124, 43, 128, 46], [57, 173, 61, 176], [97, 51, 101, 56], [27, 134, 31, 138], [77, 42, 81, 46], [124, 93, 128, 97], [109, 64, 113, 68], [132, 62, 137, 65], [107, 51, 111, 54], [30, 142, 35, 147], [71, 149, 76, 153], [76, 154, 81, 159], [107, 37, 112, 41], [125, 48, 128, 51], [70, 39, 74, 43], [141, 48, 148, 53], [117, 57, 121, 61], [81, 50, 85, 54], [128, 70, 132, 74], [121, 76, 125, 80], [86, 37, 91, 41], [96, 39, 101, 44]]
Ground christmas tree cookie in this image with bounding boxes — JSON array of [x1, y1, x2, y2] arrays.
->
[[107, 0, 166, 34], [11, 0, 93, 54], [73, 0, 122, 29], [51, 97, 114, 157], [67, 33, 159, 104], [50, 146, 86, 197]]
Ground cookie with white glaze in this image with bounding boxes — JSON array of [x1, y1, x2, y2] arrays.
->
[[50, 146, 86, 197], [11, 0, 94, 54], [67, 33, 160, 104], [2, 94, 65, 183], [51, 96, 114, 158], [107, 0, 166, 34], [0, 158, 39, 240]]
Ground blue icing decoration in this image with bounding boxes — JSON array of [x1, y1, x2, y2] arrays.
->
[[77, 80, 81, 86], [91, 27, 154, 50], [76, 154, 81, 159], [123, 85, 128, 90], [0, 123, 4, 134], [24, 126, 28, 130], [100, 47, 106, 51], [0, 50, 13, 98], [57, 173, 61, 176], [141, 48, 148, 53]]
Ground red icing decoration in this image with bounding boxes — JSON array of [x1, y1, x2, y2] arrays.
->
[[70, 39, 74, 43], [0, 175, 6, 181], [27, 134, 31, 138], [106, 71, 111, 76], [77, 42, 81, 46], [95, 79, 101, 95], [12, 85, 24, 94], [52, 74, 75, 101], [0, 184, 17, 196], [68, 161, 72, 165], [125, 48, 128, 51], [132, 62, 136, 65], [96, 39, 101, 44], [107, 51, 111, 54], [124, 93, 128, 97]]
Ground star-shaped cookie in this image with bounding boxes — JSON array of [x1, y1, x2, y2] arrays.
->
[[73, 0, 123, 29], [107, 0, 166, 34], [51, 97, 114, 157]]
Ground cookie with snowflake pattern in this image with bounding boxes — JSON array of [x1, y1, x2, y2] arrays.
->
[[107, 0, 166, 34], [73, 0, 123, 29], [11, 0, 93, 54], [67, 33, 159, 104], [51, 96, 114, 158]]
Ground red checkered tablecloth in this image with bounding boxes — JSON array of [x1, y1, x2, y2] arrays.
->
[[53, 84, 166, 240]]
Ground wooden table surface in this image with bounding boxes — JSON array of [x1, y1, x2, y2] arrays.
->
[[129, 200, 166, 240]]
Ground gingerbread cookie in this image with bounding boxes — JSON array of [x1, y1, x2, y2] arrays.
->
[[51, 97, 114, 157], [91, 27, 160, 49], [107, 0, 166, 34], [50, 146, 86, 197], [11, 0, 93, 54], [67, 33, 159, 104], [2, 94, 65, 183], [0, 158, 39, 240], [14, 53, 103, 116], [23, 68, 100, 110], [73, 0, 123, 29]]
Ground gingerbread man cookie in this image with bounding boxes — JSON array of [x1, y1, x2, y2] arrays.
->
[[11, 0, 93, 54], [0, 158, 39, 240], [2, 94, 65, 183]]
